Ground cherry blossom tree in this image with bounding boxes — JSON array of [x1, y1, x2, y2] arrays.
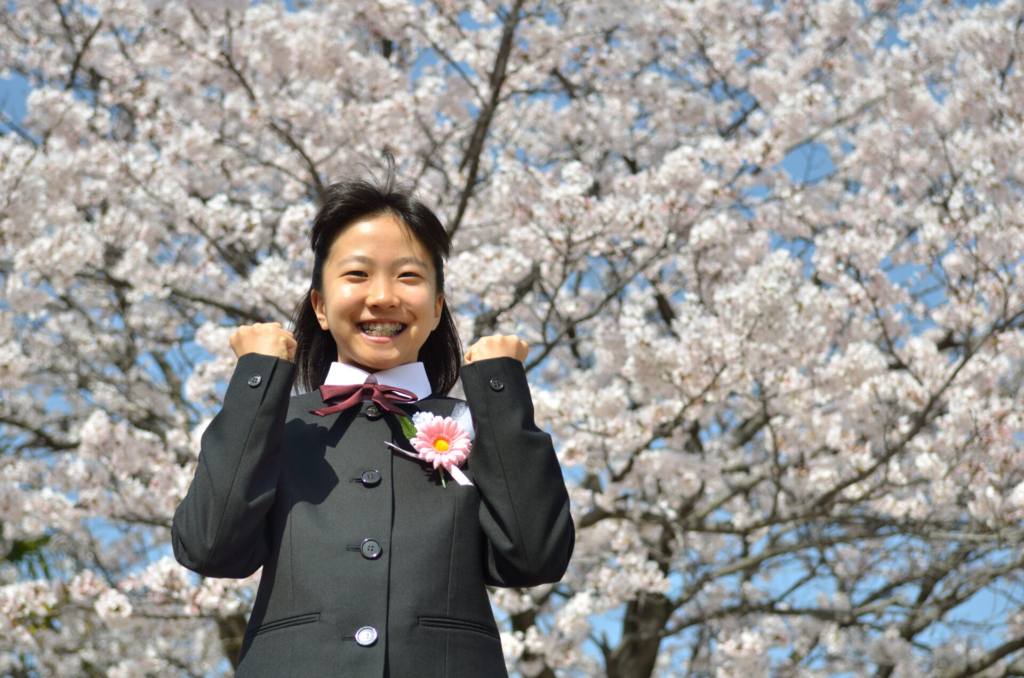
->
[[3, 0, 1024, 676]]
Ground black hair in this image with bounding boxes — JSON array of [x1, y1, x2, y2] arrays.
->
[[292, 161, 462, 395]]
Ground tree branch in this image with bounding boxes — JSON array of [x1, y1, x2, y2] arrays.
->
[[447, 0, 525, 237]]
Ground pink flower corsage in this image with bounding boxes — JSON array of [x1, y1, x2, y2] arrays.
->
[[386, 405, 474, 487], [409, 413, 471, 473]]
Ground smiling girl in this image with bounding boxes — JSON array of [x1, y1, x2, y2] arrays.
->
[[171, 165, 574, 678]]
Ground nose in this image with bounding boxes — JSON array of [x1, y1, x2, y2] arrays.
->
[[367, 274, 398, 308]]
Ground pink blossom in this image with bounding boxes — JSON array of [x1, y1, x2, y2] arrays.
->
[[408, 415, 471, 473], [3, 0, 1024, 674]]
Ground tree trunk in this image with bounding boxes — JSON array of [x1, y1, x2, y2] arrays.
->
[[217, 613, 248, 670], [511, 606, 557, 678], [606, 593, 673, 678]]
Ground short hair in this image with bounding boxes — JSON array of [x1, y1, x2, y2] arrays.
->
[[291, 160, 462, 395]]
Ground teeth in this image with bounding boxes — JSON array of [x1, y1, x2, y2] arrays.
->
[[360, 323, 406, 337]]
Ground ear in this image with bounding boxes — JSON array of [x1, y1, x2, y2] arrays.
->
[[311, 289, 330, 331], [433, 293, 444, 330]]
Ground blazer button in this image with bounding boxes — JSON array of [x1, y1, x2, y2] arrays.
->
[[365, 403, 383, 420], [361, 470, 381, 487], [355, 626, 378, 646], [489, 378, 504, 391], [361, 538, 382, 559], [247, 375, 262, 387]]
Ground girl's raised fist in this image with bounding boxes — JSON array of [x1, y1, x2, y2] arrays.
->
[[230, 322, 297, 361], [463, 334, 529, 365]]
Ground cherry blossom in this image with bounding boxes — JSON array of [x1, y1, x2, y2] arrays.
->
[[2, 0, 1024, 676]]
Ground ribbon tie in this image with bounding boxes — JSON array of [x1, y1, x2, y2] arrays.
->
[[311, 379, 417, 417]]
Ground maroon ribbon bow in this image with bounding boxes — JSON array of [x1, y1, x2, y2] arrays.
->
[[311, 380, 417, 417]]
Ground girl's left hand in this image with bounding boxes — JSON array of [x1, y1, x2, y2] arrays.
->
[[464, 334, 529, 364]]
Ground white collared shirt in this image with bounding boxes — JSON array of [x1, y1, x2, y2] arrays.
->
[[323, 361, 432, 402]]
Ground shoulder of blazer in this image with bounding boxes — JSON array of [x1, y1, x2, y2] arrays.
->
[[414, 394, 463, 408], [287, 389, 324, 417]]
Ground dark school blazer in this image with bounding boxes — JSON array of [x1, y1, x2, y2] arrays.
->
[[171, 354, 575, 678]]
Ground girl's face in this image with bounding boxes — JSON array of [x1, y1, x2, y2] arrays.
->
[[311, 213, 444, 373]]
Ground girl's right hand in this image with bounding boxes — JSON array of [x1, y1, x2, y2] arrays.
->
[[230, 323, 297, 361]]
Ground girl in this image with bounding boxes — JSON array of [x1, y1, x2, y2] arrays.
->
[[171, 166, 575, 678]]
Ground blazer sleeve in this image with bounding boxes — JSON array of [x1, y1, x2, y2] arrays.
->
[[460, 357, 575, 587], [171, 353, 295, 579]]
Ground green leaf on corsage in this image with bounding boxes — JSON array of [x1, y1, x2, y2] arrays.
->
[[399, 415, 418, 440]]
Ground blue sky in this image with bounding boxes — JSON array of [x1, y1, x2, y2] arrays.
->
[[0, 72, 29, 132]]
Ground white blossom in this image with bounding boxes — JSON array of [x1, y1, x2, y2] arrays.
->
[[3, 0, 1024, 675]]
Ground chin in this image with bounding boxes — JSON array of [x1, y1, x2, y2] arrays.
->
[[355, 353, 407, 372]]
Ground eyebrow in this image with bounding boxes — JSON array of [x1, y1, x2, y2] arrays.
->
[[334, 254, 430, 269]]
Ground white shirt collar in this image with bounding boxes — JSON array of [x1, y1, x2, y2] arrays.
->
[[323, 361, 432, 401]]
